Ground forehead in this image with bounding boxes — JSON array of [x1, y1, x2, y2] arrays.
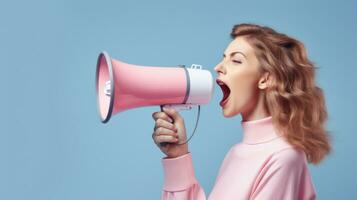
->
[[224, 37, 255, 57]]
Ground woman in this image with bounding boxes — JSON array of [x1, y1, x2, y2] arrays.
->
[[151, 23, 331, 200]]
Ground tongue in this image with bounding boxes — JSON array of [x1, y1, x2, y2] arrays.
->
[[220, 94, 229, 105], [219, 83, 231, 106]]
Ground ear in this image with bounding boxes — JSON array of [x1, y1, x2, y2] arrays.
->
[[258, 72, 270, 90]]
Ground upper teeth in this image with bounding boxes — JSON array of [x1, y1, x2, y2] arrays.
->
[[217, 80, 225, 85]]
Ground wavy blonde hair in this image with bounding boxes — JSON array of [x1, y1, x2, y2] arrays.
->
[[231, 23, 331, 164]]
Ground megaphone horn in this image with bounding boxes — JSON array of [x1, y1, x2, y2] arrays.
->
[[95, 51, 214, 123]]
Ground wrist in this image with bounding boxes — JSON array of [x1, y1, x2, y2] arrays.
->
[[166, 151, 189, 159]]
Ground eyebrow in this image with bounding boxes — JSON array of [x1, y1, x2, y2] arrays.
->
[[223, 51, 247, 59]]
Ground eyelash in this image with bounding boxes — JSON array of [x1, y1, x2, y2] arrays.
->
[[233, 60, 242, 64]]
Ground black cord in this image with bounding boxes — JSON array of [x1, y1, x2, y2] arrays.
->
[[176, 105, 200, 145]]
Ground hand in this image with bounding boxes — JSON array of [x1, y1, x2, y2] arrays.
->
[[152, 107, 189, 158]]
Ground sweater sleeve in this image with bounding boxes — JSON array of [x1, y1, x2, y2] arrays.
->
[[161, 153, 206, 200], [250, 148, 317, 200]]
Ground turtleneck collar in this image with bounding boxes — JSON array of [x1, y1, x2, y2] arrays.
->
[[241, 116, 282, 145]]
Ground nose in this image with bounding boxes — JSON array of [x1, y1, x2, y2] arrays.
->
[[214, 61, 225, 75]]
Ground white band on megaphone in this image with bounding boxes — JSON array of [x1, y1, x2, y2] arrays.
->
[[186, 66, 214, 105]]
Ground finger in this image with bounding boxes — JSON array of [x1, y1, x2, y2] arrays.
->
[[153, 134, 178, 144], [153, 127, 178, 136], [154, 119, 177, 132], [153, 112, 173, 123], [152, 112, 174, 123], [152, 132, 178, 144], [162, 107, 182, 123], [152, 131, 178, 139]]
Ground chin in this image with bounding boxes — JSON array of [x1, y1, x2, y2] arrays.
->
[[222, 106, 240, 118]]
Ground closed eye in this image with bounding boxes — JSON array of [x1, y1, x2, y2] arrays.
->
[[233, 60, 242, 64]]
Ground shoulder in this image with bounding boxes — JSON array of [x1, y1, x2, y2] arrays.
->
[[255, 147, 308, 185], [251, 148, 316, 199], [269, 147, 307, 170]]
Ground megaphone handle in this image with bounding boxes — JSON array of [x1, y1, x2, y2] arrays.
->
[[159, 104, 200, 147]]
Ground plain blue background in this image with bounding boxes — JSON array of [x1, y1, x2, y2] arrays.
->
[[1, 0, 356, 199]]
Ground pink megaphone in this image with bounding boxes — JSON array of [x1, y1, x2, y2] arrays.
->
[[95, 51, 214, 123]]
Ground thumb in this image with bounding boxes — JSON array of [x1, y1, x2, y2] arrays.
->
[[163, 107, 182, 122]]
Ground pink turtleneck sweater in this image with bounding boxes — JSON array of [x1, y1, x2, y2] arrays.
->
[[160, 116, 316, 200]]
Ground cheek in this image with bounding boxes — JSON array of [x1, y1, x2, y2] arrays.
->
[[229, 71, 259, 109]]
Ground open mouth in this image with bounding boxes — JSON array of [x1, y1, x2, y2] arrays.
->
[[216, 79, 231, 106]]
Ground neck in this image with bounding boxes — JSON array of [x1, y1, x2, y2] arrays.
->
[[241, 116, 282, 144], [242, 90, 270, 122]]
